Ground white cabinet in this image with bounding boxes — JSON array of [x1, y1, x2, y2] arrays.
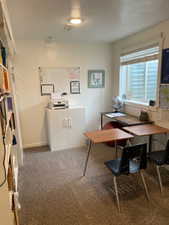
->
[[46, 106, 85, 151]]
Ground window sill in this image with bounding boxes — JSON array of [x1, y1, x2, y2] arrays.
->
[[124, 100, 149, 108]]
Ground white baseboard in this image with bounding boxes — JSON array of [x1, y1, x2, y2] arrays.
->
[[24, 142, 86, 150], [23, 142, 48, 149], [50, 144, 85, 151]]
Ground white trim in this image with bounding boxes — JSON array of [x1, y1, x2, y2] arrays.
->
[[120, 37, 161, 55], [23, 142, 48, 149], [121, 44, 159, 57], [156, 38, 163, 107], [121, 54, 159, 65], [124, 99, 149, 107], [50, 143, 85, 151]]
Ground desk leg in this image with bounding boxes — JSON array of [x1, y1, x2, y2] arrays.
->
[[149, 135, 152, 153], [83, 140, 92, 176], [126, 138, 133, 146], [101, 114, 103, 129], [165, 133, 168, 142]]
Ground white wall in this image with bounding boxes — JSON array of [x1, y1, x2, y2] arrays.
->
[[112, 19, 169, 129], [14, 40, 113, 148]]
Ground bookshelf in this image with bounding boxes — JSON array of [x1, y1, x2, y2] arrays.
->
[[0, 66, 20, 225], [0, 1, 20, 225], [0, 96, 19, 225]]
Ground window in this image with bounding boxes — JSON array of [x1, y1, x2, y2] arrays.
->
[[120, 45, 159, 104]]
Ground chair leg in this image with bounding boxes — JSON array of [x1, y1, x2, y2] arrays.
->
[[113, 176, 120, 212], [140, 170, 150, 200], [115, 141, 118, 159], [156, 165, 163, 193]]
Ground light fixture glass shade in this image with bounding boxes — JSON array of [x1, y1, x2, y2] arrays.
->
[[69, 18, 82, 25]]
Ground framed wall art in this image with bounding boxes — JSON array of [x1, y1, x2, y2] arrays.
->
[[88, 70, 105, 88], [41, 83, 54, 96], [70, 81, 80, 94]]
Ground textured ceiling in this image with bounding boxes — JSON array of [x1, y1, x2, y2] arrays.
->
[[7, 0, 169, 42]]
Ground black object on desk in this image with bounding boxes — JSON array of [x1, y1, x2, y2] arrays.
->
[[139, 111, 149, 121]]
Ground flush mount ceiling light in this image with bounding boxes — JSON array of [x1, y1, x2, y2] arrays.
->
[[69, 18, 82, 25]]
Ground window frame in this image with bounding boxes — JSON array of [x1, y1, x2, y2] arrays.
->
[[119, 44, 161, 106]]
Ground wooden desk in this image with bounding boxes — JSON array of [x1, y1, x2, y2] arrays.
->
[[123, 124, 169, 153], [101, 112, 152, 129], [83, 129, 134, 176], [115, 116, 153, 126]]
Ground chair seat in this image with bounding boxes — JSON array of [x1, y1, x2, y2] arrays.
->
[[104, 158, 140, 176], [149, 151, 166, 165]]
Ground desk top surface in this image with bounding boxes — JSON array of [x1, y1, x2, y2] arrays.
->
[[84, 128, 134, 143], [102, 112, 152, 126], [123, 124, 169, 136]]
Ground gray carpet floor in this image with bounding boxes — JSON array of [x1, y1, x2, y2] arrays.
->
[[19, 144, 169, 225]]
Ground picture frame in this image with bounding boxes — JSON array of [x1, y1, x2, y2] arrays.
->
[[41, 83, 54, 96], [88, 70, 105, 88], [70, 81, 80, 94]]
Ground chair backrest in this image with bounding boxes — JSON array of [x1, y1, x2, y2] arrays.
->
[[119, 143, 147, 174], [164, 140, 169, 164]]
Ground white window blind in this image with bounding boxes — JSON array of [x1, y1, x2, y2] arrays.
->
[[120, 45, 159, 103]]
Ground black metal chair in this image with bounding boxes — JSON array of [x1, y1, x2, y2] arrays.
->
[[104, 143, 149, 212], [149, 140, 169, 193]]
